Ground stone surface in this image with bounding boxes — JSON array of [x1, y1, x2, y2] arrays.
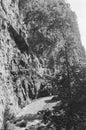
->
[[0, 0, 86, 129]]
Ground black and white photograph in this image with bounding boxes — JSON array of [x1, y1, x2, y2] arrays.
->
[[0, 0, 86, 130]]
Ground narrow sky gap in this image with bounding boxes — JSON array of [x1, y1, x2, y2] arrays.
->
[[67, 0, 86, 50]]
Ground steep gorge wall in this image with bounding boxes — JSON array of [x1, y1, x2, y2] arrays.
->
[[0, 0, 86, 129], [0, 0, 44, 128], [0, 0, 24, 128], [0, 1, 18, 129]]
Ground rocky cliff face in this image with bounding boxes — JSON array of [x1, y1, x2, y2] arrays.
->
[[0, 0, 86, 129], [0, 0, 20, 128]]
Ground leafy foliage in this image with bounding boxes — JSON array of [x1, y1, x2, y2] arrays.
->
[[14, 0, 86, 121], [17, 0, 86, 129]]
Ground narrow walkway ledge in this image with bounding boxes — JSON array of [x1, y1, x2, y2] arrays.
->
[[14, 96, 61, 123]]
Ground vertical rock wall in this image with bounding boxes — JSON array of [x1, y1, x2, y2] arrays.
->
[[0, 0, 86, 129], [0, 1, 32, 128], [0, 0, 20, 128]]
